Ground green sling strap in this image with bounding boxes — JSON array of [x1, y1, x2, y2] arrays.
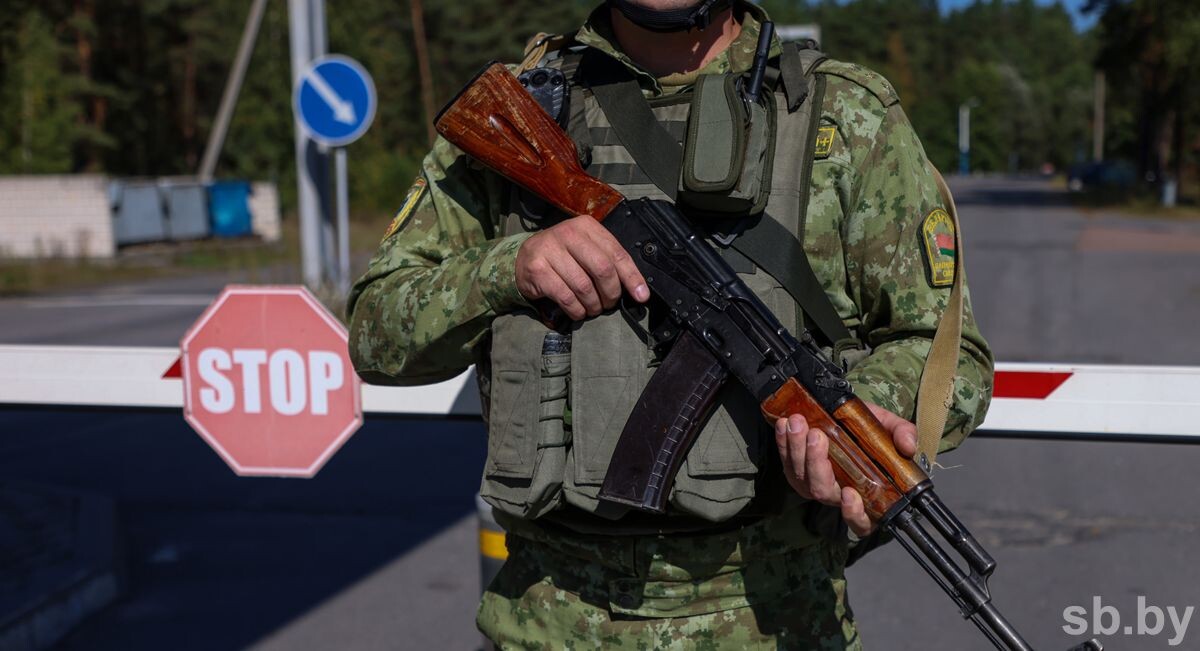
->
[[728, 211, 851, 345], [581, 50, 683, 201]]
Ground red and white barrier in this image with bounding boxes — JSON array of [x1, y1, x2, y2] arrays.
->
[[1, 345, 1196, 441], [984, 363, 1200, 441], [0, 344, 479, 416]]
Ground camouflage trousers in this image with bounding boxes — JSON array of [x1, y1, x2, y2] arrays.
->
[[477, 513, 861, 650]]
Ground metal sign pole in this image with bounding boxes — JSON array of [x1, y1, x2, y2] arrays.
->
[[291, 28, 375, 298], [288, 0, 324, 289], [307, 0, 336, 288], [335, 147, 350, 294]]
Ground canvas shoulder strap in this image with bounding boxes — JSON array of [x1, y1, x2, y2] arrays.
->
[[518, 32, 575, 73], [914, 165, 965, 474]]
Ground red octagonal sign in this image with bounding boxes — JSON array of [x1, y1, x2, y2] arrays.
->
[[181, 285, 362, 477]]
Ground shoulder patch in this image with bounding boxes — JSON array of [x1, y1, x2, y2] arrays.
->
[[813, 125, 836, 159], [919, 208, 956, 288], [382, 177, 428, 242], [814, 60, 900, 107]]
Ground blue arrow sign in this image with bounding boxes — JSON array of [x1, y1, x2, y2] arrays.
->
[[294, 55, 376, 147]]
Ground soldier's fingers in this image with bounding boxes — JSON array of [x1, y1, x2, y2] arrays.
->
[[784, 415, 809, 487], [536, 272, 587, 321], [569, 235, 623, 310], [774, 417, 792, 478], [804, 429, 842, 506], [545, 245, 603, 317], [585, 225, 649, 303], [841, 486, 874, 537], [864, 401, 918, 460]]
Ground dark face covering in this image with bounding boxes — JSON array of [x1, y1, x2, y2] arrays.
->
[[605, 0, 731, 32]]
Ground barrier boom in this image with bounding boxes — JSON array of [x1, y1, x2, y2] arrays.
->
[[1, 345, 1197, 442]]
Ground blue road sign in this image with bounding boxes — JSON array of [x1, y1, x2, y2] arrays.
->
[[294, 55, 376, 148]]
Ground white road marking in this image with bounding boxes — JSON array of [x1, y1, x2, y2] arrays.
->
[[2, 295, 215, 309]]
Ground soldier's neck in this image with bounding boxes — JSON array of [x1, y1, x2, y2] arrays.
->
[[610, 7, 741, 79]]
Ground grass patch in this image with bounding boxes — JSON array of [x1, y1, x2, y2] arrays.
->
[[0, 214, 391, 297]]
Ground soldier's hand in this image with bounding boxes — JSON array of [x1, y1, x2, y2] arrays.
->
[[774, 401, 917, 537], [515, 215, 650, 320]]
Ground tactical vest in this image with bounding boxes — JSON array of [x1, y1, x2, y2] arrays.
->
[[478, 41, 864, 524]]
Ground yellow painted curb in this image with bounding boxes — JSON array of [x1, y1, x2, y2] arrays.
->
[[480, 529, 508, 561]]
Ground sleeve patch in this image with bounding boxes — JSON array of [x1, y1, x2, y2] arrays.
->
[[920, 208, 956, 288], [814, 126, 837, 159], [382, 177, 428, 241]]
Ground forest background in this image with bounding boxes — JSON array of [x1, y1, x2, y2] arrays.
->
[[0, 0, 1195, 214]]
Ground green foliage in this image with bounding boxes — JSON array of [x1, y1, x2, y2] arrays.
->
[[1089, 0, 1200, 189], [0, 0, 1149, 204], [762, 0, 1094, 173], [0, 10, 81, 173], [325, 0, 591, 213]]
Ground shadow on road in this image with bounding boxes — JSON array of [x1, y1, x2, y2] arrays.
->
[[0, 409, 485, 650], [950, 177, 1075, 209]]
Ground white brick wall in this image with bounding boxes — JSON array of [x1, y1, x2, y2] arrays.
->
[[249, 182, 281, 242], [0, 176, 282, 258], [0, 176, 116, 259]]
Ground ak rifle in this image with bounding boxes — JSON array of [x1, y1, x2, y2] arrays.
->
[[435, 62, 1102, 651]]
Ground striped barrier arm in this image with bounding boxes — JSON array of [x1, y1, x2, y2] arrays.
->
[[1, 345, 1197, 442]]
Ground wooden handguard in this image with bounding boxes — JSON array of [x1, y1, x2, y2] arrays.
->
[[762, 378, 926, 521], [435, 63, 625, 221]]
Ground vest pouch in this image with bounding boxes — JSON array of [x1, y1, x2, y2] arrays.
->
[[479, 313, 569, 519], [562, 309, 654, 516], [679, 74, 777, 217], [670, 386, 766, 521], [668, 266, 778, 521], [562, 303, 764, 523]]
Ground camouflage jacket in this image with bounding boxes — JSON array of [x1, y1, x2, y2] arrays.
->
[[347, 3, 994, 450]]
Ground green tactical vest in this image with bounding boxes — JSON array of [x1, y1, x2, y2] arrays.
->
[[479, 43, 856, 524]]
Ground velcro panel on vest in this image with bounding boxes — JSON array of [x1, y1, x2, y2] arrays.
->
[[480, 312, 571, 520], [585, 100, 689, 192]]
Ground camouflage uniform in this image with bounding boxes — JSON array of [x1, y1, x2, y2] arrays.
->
[[348, 3, 993, 648]]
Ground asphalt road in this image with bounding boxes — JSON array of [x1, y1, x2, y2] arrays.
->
[[2, 176, 1199, 650]]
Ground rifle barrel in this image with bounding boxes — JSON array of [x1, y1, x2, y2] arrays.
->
[[889, 508, 1034, 651]]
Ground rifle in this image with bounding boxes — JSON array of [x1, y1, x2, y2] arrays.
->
[[435, 62, 1102, 651]]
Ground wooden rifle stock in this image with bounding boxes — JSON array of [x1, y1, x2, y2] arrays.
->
[[435, 63, 624, 221]]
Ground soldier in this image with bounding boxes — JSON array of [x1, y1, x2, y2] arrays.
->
[[348, 0, 994, 648]]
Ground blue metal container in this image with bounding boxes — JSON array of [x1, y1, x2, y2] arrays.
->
[[207, 181, 253, 237]]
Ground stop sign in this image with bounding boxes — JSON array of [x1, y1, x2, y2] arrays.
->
[[181, 285, 362, 477]]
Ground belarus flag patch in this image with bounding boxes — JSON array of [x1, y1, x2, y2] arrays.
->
[[920, 208, 956, 287]]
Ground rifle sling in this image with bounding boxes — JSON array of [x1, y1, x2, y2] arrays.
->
[[914, 166, 966, 473], [729, 212, 852, 346], [582, 50, 682, 201]]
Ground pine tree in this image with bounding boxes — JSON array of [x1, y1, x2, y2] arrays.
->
[[0, 10, 80, 173]]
